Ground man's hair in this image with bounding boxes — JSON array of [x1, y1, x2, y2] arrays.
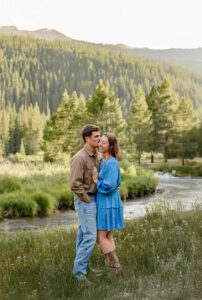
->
[[81, 124, 100, 143]]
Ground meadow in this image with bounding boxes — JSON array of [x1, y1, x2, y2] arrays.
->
[[0, 202, 201, 300], [0, 159, 159, 220]]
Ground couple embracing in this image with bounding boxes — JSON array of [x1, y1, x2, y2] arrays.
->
[[69, 124, 124, 283]]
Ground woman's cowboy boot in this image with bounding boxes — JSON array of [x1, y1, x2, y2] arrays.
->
[[104, 250, 122, 275], [104, 252, 114, 276], [111, 250, 122, 274]]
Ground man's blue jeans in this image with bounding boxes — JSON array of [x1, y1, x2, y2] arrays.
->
[[73, 195, 97, 280]]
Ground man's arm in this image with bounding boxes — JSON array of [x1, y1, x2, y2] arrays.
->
[[69, 156, 92, 203]]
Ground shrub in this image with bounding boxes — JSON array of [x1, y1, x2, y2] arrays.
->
[[126, 165, 137, 177], [0, 205, 3, 220], [185, 160, 197, 166], [57, 189, 74, 209], [119, 181, 128, 200], [0, 192, 38, 217], [151, 164, 172, 173], [150, 163, 202, 177], [119, 159, 132, 171], [194, 165, 202, 176], [121, 171, 159, 199], [32, 191, 56, 214], [7, 153, 43, 163], [0, 176, 22, 194]]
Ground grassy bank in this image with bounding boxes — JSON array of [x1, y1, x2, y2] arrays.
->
[[150, 161, 202, 177], [0, 161, 159, 220], [0, 204, 201, 300], [0, 162, 74, 220]]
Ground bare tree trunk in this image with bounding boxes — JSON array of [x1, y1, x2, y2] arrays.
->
[[182, 139, 185, 166], [151, 150, 154, 163], [182, 152, 185, 166], [138, 150, 141, 165], [164, 133, 168, 163]]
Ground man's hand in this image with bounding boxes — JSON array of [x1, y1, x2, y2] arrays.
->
[[85, 197, 92, 203], [92, 166, 98, 184]]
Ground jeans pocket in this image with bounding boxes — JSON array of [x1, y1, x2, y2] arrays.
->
[[74, 198, 81, 213]]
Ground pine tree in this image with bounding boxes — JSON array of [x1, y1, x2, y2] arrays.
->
[[158, 79, 180, 162], [87, 80, 125, 137], [62, 91, 88, 155], [42, 89, 70, 160], [7, 103, 17, 153], [147, 79, 178, 162], [42, 90, 88, 160], [146, 85, 159, 162], [174, 98, 197, 165], [0, 106, 10, 156], [127, 85, 152, 165], [197, 120, 202, 156], [20, 138, 25, 155]]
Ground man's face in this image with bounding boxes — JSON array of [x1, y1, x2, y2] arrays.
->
[[86, 131, 100, 148]]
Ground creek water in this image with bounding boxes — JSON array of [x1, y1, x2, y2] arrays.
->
[[0, 173, 202, 233]]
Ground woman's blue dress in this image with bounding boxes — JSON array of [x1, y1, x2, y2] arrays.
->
[[96, 157, 124, 231]]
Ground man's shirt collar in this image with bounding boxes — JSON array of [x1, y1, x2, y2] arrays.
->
[[84, 144, 97, 157]]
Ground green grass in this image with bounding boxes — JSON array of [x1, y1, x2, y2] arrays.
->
[[0, 205, 201, 300], [151, 163, 202, 176], [0, 176, 22, 194], [0, 192, 38, 217], [32, 191, 56, 214], [120, 165, 159, 200], [146, 157, 202, 176], [0, 161, 159, 219]]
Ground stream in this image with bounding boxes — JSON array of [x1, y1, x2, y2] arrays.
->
[[0, 173, 202, 233]]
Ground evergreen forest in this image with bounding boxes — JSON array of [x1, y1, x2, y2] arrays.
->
[[1, 35, 202, 163]]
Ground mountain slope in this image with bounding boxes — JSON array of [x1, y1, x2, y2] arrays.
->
[[0, 35, 202, 118], [1, 26, 202, 72], [128, 48, 202, 72]]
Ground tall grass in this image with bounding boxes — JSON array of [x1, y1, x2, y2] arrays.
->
[[0, 192, 38, 217], [0, 161, 159, 219], [0, 176, 21, 194], [32, 192, 56, 214], [0, 205, 201, 300], [120, 165, 159, 200]]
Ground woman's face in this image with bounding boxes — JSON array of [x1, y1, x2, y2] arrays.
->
[[99, 135, 110, 154]]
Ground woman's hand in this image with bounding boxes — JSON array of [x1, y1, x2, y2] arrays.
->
[[92, 166, 98, 184]]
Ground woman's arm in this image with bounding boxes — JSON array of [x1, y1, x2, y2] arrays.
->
[[96, 161, 119, 194]]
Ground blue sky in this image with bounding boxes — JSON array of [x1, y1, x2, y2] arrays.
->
[[1, 0, 202, 49]]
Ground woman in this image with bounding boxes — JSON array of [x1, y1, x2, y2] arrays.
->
[[92, 133, 124, 275]]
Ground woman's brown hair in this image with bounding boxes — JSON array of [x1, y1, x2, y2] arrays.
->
[[103, 132, 119, 158]]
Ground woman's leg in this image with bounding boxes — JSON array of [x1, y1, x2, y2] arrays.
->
[[106, 231, 116, 250], [98, 230, 122, 275], [97, 230, 115, 254]]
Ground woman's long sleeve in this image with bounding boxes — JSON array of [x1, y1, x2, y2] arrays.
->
[[96, 161, 119, 194]]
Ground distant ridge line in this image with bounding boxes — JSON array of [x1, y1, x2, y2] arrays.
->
[[1, 25, 202, 72], [0, 25, 72, 41]]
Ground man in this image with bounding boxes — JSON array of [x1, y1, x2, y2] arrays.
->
[[69, 124, 101, 283]]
